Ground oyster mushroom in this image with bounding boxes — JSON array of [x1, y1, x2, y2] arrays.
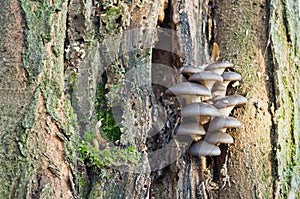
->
[[189, 71, 223, 92], [204, 61, 233, 75], [180, 66, 204, 76], [211, 82, 227, 99], [189, 140, 221, 156], [181, 102, 221, 124], [208, 116, 242, 133], [205, 130, 234, 144], [213, 94, 248, 116], [211, 72, 242, 98], [165, 82, 210, 104], [175, 122, 206, 135], [222, 71, 242, 86]]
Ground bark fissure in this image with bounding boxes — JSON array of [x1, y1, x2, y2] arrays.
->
[[265, 1, 280, 197]]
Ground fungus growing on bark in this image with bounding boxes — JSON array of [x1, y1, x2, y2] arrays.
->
[[189, 140, 221, 156], [212, 71, 242, 98], [181, 102, 221, 117], [180, 66, 203, 76], [213, 94, 248, 116], [175, 122, 206, 135], [205, 130, 234, 144], [165, 82, 210, 104], [222, 71, 242, 85], [208, 116, 242, 132], [189, 71, 223, 92], [211, 83, 227, 99], [166, 58, 246, 161], [204, 61, 233, 75], [181, 102, 221, 124]]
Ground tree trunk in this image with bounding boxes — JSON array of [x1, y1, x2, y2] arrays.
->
[[0, 0, 299, 199], [0, 0, 78, 198]]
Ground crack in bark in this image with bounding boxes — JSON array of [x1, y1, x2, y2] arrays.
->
[[265, 1, 280, 198]]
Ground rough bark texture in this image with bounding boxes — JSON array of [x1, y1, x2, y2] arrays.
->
[[0, 0, 77, 198], [0, 0, 299, 198], [270, 0, 300, 197]]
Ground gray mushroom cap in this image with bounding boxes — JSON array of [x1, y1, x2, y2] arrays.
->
[[211, 82, 227, 98], [189, 71, 223, 92], [208, 116, 242, 132], [206, 130, 234, 144], [205, 61, 234, 75], [180, 66, 203, 75], [213, 94, 248, 116], [189, 71, 223, 82], [175, 122, 206, 135], [222, 71, 242, 81], [165, 82, 210, 97], [189, 141, 221, 156], [181, 102, 221, 117]]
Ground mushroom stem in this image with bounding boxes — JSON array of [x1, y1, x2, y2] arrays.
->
[[200, 157, 206, 179]]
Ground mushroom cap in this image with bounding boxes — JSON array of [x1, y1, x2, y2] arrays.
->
[[213, 94, 248, 109], [208, 116, 242, 132], [181, 102, 221, 117], [206, 130, 234, 144], [222, 71, 242, 81], [211, 82, 227, 97], [180, 66, 203, 75], [189, 141, 221, 156], [165, 82, 210, 96], [189, 71, 223, 82], [205, 61, 233, 71], [175, 122, 206, 135]]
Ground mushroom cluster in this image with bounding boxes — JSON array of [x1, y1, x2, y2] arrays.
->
[[166, 62, 247, 157]]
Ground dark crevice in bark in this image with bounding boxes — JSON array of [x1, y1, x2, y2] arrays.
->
[[265, 1, 280, 198], [206, 0, 217, 55], [148, 1, 184, 197], [280, 0, 292, 43], [63, 0, 71, 73]]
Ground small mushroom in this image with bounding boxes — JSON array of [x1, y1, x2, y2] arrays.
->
[[213, 94, 248, 116], [181, 102, 221, 124], [204, 61, 233, 75], [189, 71, 223, 92], [189, 140, 221, 156], [175, 122, 206, 135], [205, 130, 234, 144], [208, 116, 242, 132], [222, 71, 242, 86], [211, 82, 227, 99], [211, 71, 242, 98], [165, 82, 210, 104], [180, 66, 204, 76]]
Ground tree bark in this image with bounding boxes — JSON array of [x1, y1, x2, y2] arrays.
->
[[0, 0, 299, 198], [0, 0, 78, 198]]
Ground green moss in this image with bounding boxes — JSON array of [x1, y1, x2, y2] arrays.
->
[[77, 142, 141, 170], [98, 3, 128, 38], [21, 0, 54, 81], [96, 82, 121, 143]]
